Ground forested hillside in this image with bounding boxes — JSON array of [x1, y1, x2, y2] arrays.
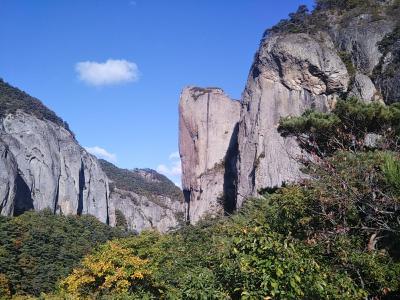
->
[[0, 211, 128, 297]]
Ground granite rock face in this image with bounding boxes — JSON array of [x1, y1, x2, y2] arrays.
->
[[108, 188, 184, 233], [331, 17, 394, 75], [236, 32, 349, 205], [374, 28, 400, 104], [0, 110, 184, 232], [349, 73, 379, 102], [0, 111, 109, 222], [179, 87, 240, 223]]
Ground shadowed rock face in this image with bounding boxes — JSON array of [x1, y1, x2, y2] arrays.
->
[[0, 141, 17, 216], [331, 17, 394, 75], [179, 87, 240, 223]]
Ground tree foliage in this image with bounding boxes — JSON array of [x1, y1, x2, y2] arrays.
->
[[61, 241, 155, 299], [0, 210, 127, 297], [59, 150, 400, 299]]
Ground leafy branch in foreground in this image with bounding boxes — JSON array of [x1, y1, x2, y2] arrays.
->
[[278, 99, 400, 157]]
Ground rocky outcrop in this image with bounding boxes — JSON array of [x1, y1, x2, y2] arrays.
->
[[179, 87, 240, 223], [0, 111, 109, 222], [236, 32, 349, 205], [349, 73, 379, 102], [328, 14, 396, 103], [99, 159, 185, 232], [109, 188, 184, 233], [374, 26, 400, 103], [331, 17, 394, 75]]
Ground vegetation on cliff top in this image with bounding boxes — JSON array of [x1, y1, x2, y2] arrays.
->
[[99, 159, 184, 202], [0, 80, 72, 134]]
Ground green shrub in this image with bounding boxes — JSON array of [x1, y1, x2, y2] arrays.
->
[[59, 156, 400, 298]]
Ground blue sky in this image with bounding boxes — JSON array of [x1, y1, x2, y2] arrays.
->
[[0, 0, 314, 186]]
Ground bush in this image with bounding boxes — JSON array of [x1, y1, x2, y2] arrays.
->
[[382, 152, 400, 197]]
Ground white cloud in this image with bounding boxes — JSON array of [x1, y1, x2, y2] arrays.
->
[[156, 160, 181, 177], [168, 151, 180, 160], [85, 146, 117, 162], [156, 151, 182, 187], [75, 59, 139, 86]]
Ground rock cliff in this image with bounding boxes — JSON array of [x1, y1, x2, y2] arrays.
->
[[179, 87, 240, 223], [236, 32, 349, 205], [0, 80, 184, 232], [179, 0, 400, 221], [99, 159, 185, 232], [0, 108, 109, 222]]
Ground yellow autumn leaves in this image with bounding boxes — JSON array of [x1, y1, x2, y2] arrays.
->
[[60, 241, 150, 298]]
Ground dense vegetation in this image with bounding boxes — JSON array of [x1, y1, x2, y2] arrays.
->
[[52, 99, 399, 299], [0, 80, 72, 133], [99, 159, 183, 202], [0, 210, 127, 297]]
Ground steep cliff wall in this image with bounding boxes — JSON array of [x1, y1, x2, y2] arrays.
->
[[236, 32, 349, 205], [0, 80, 184, 232], [179, 1, 400, 221], [179, 87, 240, 223], [0, 111, 110, 222], [236, 3, 398, 204]]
